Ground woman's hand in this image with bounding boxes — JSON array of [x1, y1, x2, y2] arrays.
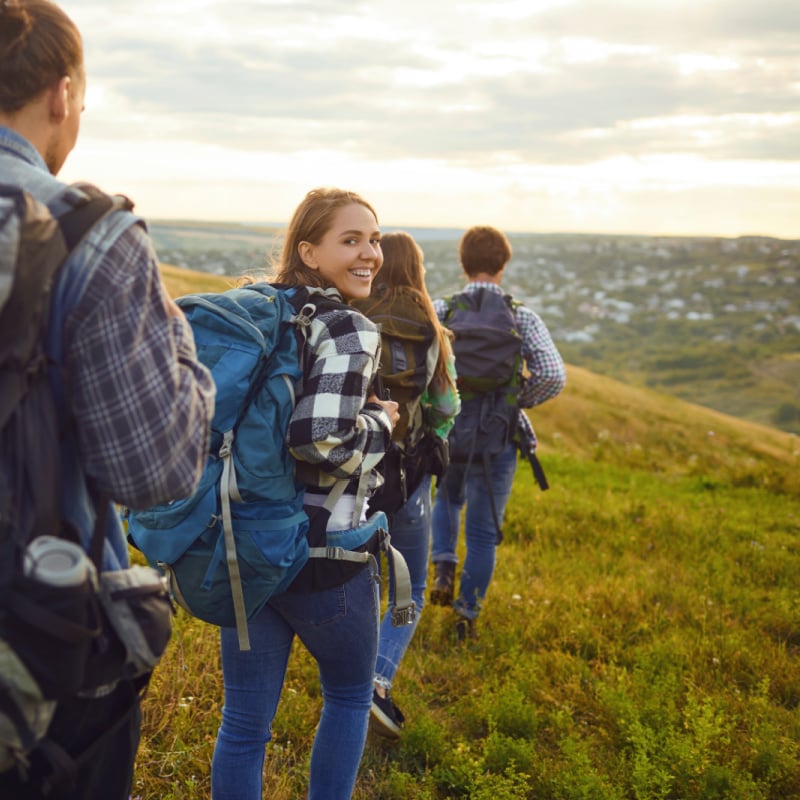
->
[[368, 394, 400, 429]]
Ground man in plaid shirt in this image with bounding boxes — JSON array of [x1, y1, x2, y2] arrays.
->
[[0, 2, 214, 797], [430, 225, 566, 639]]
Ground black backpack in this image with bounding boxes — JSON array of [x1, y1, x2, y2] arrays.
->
[[443, 287, 547, 539], [0, 183, 172, 787], [444, 287, 522, 461], [0, 183, 126, 573]]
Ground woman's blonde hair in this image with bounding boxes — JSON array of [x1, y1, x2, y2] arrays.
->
[[361, 231, 455, 392]]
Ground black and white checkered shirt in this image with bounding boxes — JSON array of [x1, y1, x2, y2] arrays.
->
[[289, 302, 393, 495]]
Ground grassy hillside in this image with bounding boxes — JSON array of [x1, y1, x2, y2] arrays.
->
[[159, 263, 235, 297], [133, 264, 800, 799], [532, 364, 798, 494]]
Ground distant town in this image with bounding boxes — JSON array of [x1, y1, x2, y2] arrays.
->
[[150, 222, 800, 434]]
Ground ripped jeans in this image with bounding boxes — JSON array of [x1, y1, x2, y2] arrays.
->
[[374, 474, 432, 690]]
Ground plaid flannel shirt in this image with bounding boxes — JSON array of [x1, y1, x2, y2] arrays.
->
[[66, 224, 215, 509], [421, 345, 461, 440], [288, 303, 393, 492], [2, 125, 214, 572]]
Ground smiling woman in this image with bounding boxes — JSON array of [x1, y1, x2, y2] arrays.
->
[[210, 187, 401, 800]]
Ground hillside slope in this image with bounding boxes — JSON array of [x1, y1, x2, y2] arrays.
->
[[137, 262, 800, 800], [160, 262, 234, 297], [531, 364, 798, 493]]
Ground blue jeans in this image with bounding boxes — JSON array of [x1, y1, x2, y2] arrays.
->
[[430, 443, 518, 620], [211, 562, 380, 800], [375, 474, 431, 690]]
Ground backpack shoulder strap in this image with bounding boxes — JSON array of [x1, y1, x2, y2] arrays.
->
[[58, 183, 134, 250], [0, 184, 130, 427]]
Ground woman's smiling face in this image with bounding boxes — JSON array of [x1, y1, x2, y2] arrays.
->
[[298, 202, 383, 301]]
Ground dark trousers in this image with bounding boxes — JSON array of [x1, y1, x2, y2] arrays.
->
[[0, 677, 145, 800]]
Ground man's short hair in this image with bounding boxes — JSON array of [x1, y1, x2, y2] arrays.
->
[[0, 0, 83, 113], [458, 226, 512, 277]]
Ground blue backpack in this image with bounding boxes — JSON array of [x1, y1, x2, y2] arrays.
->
[[128, 283, 415, 650]]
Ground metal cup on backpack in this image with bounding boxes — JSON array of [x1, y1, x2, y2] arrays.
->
[[23, 536, 97, 588], [6, 537, 101, 700]]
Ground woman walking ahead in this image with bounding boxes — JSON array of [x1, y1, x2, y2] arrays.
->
[[354, 232, 460, 738], [211, 188, 399, 800]]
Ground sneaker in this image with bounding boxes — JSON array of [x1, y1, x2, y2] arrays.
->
[[370, 688, 405, 739]]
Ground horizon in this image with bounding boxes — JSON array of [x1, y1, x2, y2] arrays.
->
[[147, 217, 800, 243], [61, 0, 800, 241]]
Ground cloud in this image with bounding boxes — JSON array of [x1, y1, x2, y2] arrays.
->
[[60, 0, 800, 235], [75, 0, 800, 157]]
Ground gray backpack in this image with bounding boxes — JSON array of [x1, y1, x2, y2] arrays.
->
[[443, 288, 523, 466], [442, 288, 547, 538]]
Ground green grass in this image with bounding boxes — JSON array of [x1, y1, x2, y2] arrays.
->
[[131, 265, 800, 799], [159, 263, 234, 297]]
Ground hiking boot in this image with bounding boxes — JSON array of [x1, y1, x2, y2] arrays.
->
[[455, 616, 476, 642], [430, 561, 455, 606], [370, 688, 405, 739]]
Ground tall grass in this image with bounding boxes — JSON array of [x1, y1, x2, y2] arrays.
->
[[133, 267, 800, 798]]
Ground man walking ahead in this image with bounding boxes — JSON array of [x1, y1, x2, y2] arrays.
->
[[429, 225, 566, 639], [0, 1, 214, 797]]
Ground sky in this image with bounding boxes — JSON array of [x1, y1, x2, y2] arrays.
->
[[60, 0, 800, 239]]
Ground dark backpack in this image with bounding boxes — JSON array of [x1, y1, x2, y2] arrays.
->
[[128, 284, 416, 650], [0, 184, 124, 557], [354, 289, 435, 515], [442, 287, 546, 538], [372, 290, 435, 444], [443, 287, 522, 463], [0, 183, 172, 784]]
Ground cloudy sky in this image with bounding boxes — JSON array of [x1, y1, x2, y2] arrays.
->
[[61, 0, 800, 238]]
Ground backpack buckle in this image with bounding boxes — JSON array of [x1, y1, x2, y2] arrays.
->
[[218, 430, 234, 459], [293, 303, 318, 329], [391, 603, 417, 626]]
